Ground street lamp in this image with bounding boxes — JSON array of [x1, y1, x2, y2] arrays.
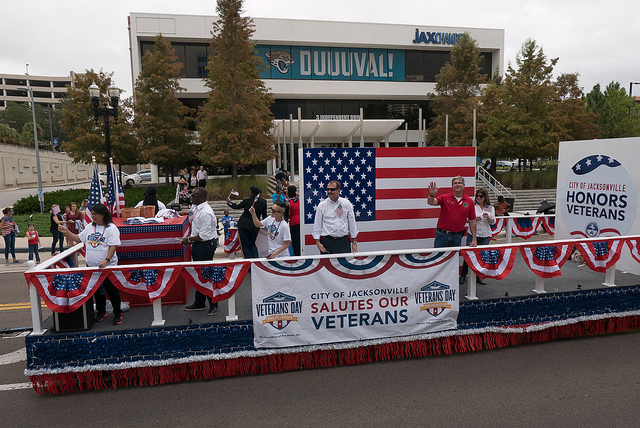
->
[[89, 83, 120, 183], [18, 86, 44, 213]]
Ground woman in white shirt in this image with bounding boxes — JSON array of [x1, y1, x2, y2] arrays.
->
[[460, 189, 496, 285], [249, 202, 291, 259], [59, 203, 124, 325]]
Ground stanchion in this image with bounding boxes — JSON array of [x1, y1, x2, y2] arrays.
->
[[151, 298, 165, 326], [466, 271, 478, 300], [27, 260, 46, 335], [603, 265, 617, 287], [533, 276, 546, 294]]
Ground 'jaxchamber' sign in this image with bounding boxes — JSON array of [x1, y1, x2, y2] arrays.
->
[[251, 252, 459, 348]]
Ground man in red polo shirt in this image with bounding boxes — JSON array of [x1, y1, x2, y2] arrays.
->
[[427, 175, 477, 248]]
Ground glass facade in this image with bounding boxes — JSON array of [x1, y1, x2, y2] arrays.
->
[[139, 41, 493, 83]]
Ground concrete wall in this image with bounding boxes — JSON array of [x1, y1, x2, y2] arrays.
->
[[0, 143, 92, 189]]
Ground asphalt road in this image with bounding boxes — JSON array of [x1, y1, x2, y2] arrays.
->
[[1, 270, 640, 426]]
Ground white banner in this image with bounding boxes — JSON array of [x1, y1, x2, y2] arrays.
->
[[251, 252, 460, 348]]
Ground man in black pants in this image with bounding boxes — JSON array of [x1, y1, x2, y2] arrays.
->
[[182, 188, 219, 315], [226, 186, 267, 258]]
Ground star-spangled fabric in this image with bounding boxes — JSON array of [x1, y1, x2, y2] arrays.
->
[[224, 228, 241, 254], [106, 162, 125, 217], [511, 216, 541, 239], [461, 246, 518, 279], [625, 238, 640, 264], [85, 163, 105, 226], [24, 270, 109, 313], [519, 244, 573, 278], [575, 239, 624, 273], [181, 262, 251, 302], [109, 266, 182, 301], [300, 146, 477, 252], [542, 217, 555, 235], [490, 217, 505, 237]]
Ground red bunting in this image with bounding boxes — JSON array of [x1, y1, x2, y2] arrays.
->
[[108, 266, 183, 301], [519, 243, 573, 278], [461, 246, 518, 279], [24, 270, 109, 313], [575, 239, 624, 273], [181, 262, 250, 302]]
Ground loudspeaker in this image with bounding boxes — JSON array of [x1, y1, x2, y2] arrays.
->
[[54, 299, 95, 332]]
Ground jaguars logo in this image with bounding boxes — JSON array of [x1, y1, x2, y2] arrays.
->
[[265, 50, 295, 74]]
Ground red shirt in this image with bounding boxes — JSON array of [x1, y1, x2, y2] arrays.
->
[[27, 230, 39, 245], [434, 193, 476, 232]]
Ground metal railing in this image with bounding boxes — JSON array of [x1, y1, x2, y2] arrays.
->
[[477, 165, 514, 199]]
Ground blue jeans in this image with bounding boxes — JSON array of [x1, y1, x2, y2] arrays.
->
[[433, 229, 463, 248], [28, 243, 40, 262], [4, 232, 16, 259]]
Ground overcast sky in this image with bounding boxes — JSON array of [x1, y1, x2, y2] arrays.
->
[[2, 0, 639, 97]]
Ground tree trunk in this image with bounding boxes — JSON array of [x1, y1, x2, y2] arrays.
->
[[232, 163, 238, 185]]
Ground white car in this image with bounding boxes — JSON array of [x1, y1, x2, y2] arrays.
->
[[133, 169, 152, 182], [98, 171, 141, 186]]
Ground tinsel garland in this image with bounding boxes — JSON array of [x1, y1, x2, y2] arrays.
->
[[28, 311, 640, 395]]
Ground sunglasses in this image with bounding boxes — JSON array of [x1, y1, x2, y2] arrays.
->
[[271, 207, 284, 213], [326, 187, 337, 192]]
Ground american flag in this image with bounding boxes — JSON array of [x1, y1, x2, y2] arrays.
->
[[84, 163, 105, 225], [106, 162, 125, 217], [300, 147, 476, 253]]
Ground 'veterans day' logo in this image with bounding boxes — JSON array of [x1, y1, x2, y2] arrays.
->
[[559, 154, 637, 238], [255, 291, 303, 330], [414, 281, 455, 317]]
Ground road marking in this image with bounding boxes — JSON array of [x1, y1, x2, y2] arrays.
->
[[0, 302, 47, 311], [0, 383, 32, 391], [0, 348, 27, 365]]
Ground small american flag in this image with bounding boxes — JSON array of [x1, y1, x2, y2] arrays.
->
[[85, 163, 105, 225], [106, 163, 125, 217]]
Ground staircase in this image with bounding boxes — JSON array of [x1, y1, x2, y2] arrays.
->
[[507, 189, 557, 214], [476, 166, 557, 214], [208, 175, 282, 220]]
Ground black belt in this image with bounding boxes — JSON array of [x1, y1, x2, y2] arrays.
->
[[322, 235, 348, 240], [436, 228, 464, 235]]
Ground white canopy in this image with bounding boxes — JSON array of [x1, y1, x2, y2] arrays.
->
[[271, 119, 404, 146]]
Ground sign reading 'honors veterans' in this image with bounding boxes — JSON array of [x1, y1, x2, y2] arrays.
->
[[558, 154, 637, 238]]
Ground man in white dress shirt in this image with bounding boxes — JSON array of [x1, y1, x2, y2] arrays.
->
[[312, 180, 359, 254], [182, 187, 219, 315]]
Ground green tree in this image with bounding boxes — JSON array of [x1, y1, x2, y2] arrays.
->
[[482, 39, 563, 169], [586, 82, 640, 138], [134, 34, 195, 182], [428, 33, 488, 146], [0, 101, 64, 146], [60, 70, 139, 168], [0, 123, 21, 145], [554, 72, 598, 143], [198, 0, 275, 183]]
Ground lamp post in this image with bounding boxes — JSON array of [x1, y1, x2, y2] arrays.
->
[[18, 86, 44, 213], [89, 83, 120, 184]]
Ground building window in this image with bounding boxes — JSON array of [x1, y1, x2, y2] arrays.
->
[[197, 54, 208, 78]]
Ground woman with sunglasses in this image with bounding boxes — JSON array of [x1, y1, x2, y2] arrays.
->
[[460, 189, 496, 285], [59, 203, 124, 325], [249, 202, 291, 259]]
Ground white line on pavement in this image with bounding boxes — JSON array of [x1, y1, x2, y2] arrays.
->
[[0, 383, 32, 391], [0, 348, 27, 365]]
